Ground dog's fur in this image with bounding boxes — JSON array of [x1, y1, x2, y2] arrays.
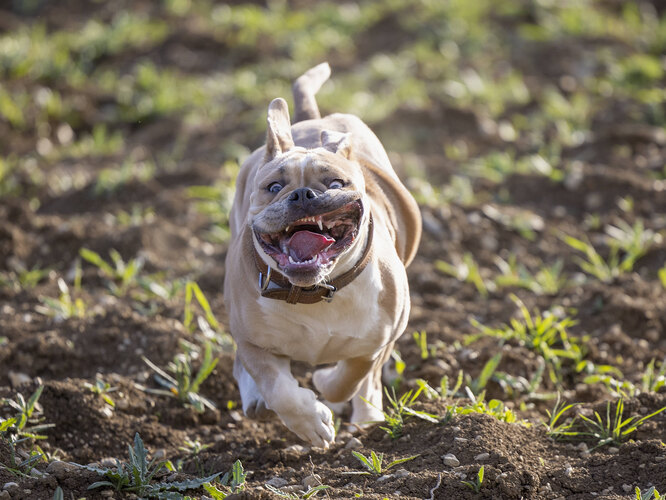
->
[[224, 63, 421, 447]]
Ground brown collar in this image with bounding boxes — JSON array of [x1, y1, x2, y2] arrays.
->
[[252, 214, 374, 305]]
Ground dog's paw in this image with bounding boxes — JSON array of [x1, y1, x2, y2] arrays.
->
[[279, 399, 335, 449], [243, 397, 275, 421]]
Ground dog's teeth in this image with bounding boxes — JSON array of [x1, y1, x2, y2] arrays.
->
[[285, 226, 290, 233], [289, 255, 296, 264], [317, 218, 323, 231]]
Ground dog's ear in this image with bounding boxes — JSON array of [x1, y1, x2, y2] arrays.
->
[[265, 98, 295, 160], [321, 130, 352, 159]]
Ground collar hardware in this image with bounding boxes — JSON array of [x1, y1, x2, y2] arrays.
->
[[258, 266, 272, 291]]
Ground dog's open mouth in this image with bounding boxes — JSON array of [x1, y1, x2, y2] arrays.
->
[[255, 200, 363, 272]]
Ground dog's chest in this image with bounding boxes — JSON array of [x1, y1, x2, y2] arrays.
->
[[254, 271, 391, 365]]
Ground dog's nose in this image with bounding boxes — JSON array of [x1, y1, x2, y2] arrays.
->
[[288, 187, 318, 204]]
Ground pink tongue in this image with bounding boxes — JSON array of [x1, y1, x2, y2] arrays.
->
[[287, 230, 334, 262]]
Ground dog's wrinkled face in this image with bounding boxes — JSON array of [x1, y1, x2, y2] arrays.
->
[[250, 145, 367, 287], [246, 99, 369, 287]]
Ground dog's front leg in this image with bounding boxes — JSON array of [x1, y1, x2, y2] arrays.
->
[[235, 340, 335, 448]]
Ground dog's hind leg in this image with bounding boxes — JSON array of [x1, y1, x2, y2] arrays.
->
[[313, 343, 393, 425], [350, 367, 385, 425], [292, 62, 331, 123]]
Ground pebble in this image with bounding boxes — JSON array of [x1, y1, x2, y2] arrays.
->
[[474, 453, 490, 461], [622, 484, 633, 493], [302, 474, 321, 489], [0, 491, 9, 499], [285, 444, 308, 454], [442, 453, 460, 467], [336, 431, 353, 443], [2, 483, 18, 492], [100, 457, 118, 467], [393, 468, 409, 479], [100, 491, 115, 497], [576, 443, 588, 452], [377, 474, 392, 482], [345, 437, 363, 450], [453, 437, 468, 444], [265, 477, 288, 488], [564, 466, 573, 477], [229, 411, 243, 422], [100, 406, 114, 418], [29, 467, 47, 478], [8, 371, 31, 388], [607, 447, 619, 454]]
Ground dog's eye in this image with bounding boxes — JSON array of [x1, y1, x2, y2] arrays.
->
[[267, 182, 283, 193], [329, 179, 345, 189]]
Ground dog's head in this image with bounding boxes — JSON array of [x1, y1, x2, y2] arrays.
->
[[249, 98, 369, 288]]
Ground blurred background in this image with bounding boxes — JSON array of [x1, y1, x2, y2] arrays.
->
[[1, 0, 664, 208]]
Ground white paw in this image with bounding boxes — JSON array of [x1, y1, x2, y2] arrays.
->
[[279, 400, 336, 449]]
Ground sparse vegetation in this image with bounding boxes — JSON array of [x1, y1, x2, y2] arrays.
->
[[0, 386, 53, 476], [468, 295, 584, 384], [142, 341, 218, 412], [542, 395, 579, 440], [83, 378, 118, 407], [74, 433, 221, 498], [461, 465, 484, 493], [349, 450, 418, 476], [636, 486, 662, 500], [579, 399, 666, 450], [377, 386, 439, 439], [35, 277, 86, 320], [0, 0, 665, 497]]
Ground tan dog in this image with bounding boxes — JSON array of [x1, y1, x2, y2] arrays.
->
[[224, 63, 421, 447]]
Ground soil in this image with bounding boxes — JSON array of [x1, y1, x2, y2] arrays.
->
[[1, 2, 666, 499]]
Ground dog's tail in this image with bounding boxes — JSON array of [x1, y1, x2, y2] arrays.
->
[[292, 62, 331, 123]]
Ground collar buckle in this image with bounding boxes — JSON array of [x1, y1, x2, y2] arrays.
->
[[318, 282, 337, 302], [258, 266, 272, 291]]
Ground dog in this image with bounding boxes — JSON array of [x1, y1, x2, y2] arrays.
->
[[224, 63, 421, 448]]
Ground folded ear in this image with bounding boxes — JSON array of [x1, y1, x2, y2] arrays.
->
[[320, 130, 352, 159], [265, 98, 295, 160]]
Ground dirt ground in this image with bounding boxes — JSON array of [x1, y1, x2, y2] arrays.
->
[[1, 1, 666, 499]]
